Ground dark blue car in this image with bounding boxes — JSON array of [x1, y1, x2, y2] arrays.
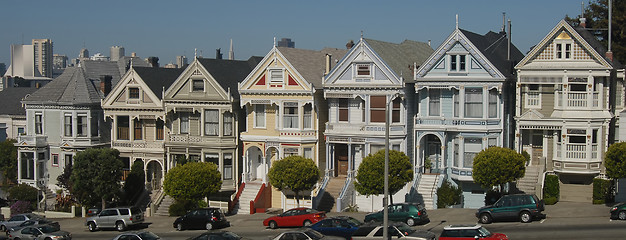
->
[[309, 216, 362, 239]]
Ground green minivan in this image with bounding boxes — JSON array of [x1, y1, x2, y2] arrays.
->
[[476, 194, 545, 224], [364, 202, 430, 226]]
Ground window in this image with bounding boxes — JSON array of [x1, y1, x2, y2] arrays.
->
[[556, 43, 572, 59], [284, 148, 298, 157], [371, 145, 385, 155], [35, 113, 43, 134], [488, 89, 498, 118], [392, 97, 401, 123], [180, 113, 189, 134], [357, 64, 371, 76], [91, 112, 99, 137], [254, 105, 265, 128], [303, 104, 312, 129], [338, 99, 349, 122], [370, 96, 386, 123], [204, 110, 219, 136], [117, 116, 129, 140], [52, 154, 59, 166], [129, 87, 139, 99], [18, 127, 24, 135], [453, 89, 459, 117], [192, 79, 204, 92], [450, 55, 457, 70], [64, 114, 72, 137], [269, 69, 284, 83], [303, 148, 313, 159], [283, 102, 299, 129], [465, 88, 483, 118], [133, 119, 142, 140], [526, 84, 541, 108], [223, 153, 233, 180], [77, 115, 87, 137], [429, 89, 440, 116], [64, 154, 72, 167], [223, 112, 233, 136], [156, 119, 164, 140], [459, 55, 466, 70], [205, 153, 219, 165], [20, 152, 34, 180], [361, 99, 366, 122], [464, 138, 482, 168]]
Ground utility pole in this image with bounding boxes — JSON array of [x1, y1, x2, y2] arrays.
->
[[383, 94, 390, 239]]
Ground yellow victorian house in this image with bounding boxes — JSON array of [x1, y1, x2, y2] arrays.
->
[[238, 46, 346, 213]]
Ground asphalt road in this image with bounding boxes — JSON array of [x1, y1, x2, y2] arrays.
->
[[16, 201, 626, 240]]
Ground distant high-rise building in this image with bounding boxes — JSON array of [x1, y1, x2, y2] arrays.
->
[[0, 63, 6, 76], [277, 38, 295, 48], [110, 46, 125, 61], [32, 39, 53, 78], [176, 56, 188, 68], [79, 48, 89, 59], [53, 54, 68, 69], [90, 53, 109, 61]]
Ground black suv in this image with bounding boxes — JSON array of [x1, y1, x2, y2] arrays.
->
[[476, 194, 545, 223], [173, 208, 229, 231]]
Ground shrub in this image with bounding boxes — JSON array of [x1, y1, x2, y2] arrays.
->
[[593, 178, 614, 204], [168, 199, 199, 216], [8, 183, 38, 202], [522, 151, 530, 164], [484, 190, 503, 205], [10, 200, 32, 215], [543, 175, 559, 205], [544, 197, 558, 205], [436, 180, 462, 208]]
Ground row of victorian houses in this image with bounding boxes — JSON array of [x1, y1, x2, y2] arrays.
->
[[13, 19, 625, 213]]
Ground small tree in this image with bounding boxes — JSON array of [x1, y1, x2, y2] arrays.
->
[[56, 163, 73, 191], [0, 139, 18, 185], [472, 146, 525, 192], [354, 150, 413, 204], [122, 161, 146, 205], [436, 179, 462, 208], [163, 161, 222, 203], [267, 156, 320, 207], [70, 148, 124, 209], [604, 142, 626, 180], [8, 183, 38, 202]]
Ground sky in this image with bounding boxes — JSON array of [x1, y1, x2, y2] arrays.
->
[[0, 0, 585, 67]]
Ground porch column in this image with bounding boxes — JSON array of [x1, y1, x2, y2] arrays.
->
[[325, 142, 330, 177], [17, 151, 22, 180], [347, 143, 352, 178]]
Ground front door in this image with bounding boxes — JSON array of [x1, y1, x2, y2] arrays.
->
[[335, 144, 348, 176]]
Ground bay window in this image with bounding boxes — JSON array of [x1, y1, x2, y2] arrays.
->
[[204, 110, 219, 136], [283, 102, 299, 129], [370, 96, 386, 123], [254, 105, 265, 128], [117, 116, 129, 140], [465, 88, 483, 118], [429, 89, 440, 116], [223, 112, 233, 136], [303, 104, 312, 129]]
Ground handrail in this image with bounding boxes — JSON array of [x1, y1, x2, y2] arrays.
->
[[251, 183, 271, 214], [336, 177, 353, 212], [312, 176, 330, 210], [228, 182, 245, 214]]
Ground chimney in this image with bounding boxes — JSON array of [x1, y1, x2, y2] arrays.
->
[[148, 57, 159, 67], [606, 51, 614, 62], [580, 18, 587, 28], [325, 54, 332, 75], [580, 1, 587, 28], [216, 48, 223, 59], [131, 52, 137, 57], [100, 75, 112, 96], [346, 40, 354, 49]]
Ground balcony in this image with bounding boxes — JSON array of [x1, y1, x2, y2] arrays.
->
[[325, 122, 405, 135], [112, 141, 164, 149], [554, 142, 601, 174], [278, 129, 317, 138], [414, 117, 501, 127], [168, 134, 236, 145], [555, 91, 600, 109], [17, 135, 48, 147]]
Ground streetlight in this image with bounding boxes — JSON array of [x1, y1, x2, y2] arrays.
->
[[383, 93, 400, 239]]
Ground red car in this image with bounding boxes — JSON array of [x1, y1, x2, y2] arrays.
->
[[263, 207, 326, 229], [439, 225, 508, 240]]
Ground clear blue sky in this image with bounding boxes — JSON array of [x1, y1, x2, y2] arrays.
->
[[0, 0, 584, 66]]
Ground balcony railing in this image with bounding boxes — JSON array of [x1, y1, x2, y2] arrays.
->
[[325, 122, 405, 134], [555, 142, 599, 160], [555, 91, 600, 109], [415, 117, 500, 127], [279, 129, 317, 138], [168, 134, 236, 144], [17, 135, 48, 147], [112, 141, 164, 149]]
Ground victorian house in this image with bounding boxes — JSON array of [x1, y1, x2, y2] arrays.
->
[[102, 66, 183, 193], [238, 46, 346, 213], [515, 19, 624, 202], [414, 23, 523, 208], [322, 38, 432, 212], [163, 56, 261, 208]]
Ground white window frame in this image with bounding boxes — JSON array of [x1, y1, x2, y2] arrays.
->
[[191, 79, 205, 92], [356, 63, 371, 77], [464, 88, 483, 118], [77, 114, 88, 137], [283, 102, 299, 129], [223, 111, 233, 136], [525, 84, 541, 109], [254, 104, 266, 128], [204, 109, 219, 136], [303, 104, 312, 129], [35, 112, 43, 135], [63, 113, 72, 137], [555, 41, 573, 60], [269, 69, 284, 84], [128, 87, 140, 99], [429, 89, 441, 116], [180, 112, 190, 134], [488, 89, 498, 118], [223, 153, 233, 180]]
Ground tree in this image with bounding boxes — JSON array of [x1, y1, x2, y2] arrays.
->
[[70, 148, 124, 209], [56, 163, 73, 191], [436, 179, 463, 208], [565, 0, 626, 64], [472, 146, 526, 192], [122, 161, 146, 205], [604, 142, 626, 179], [163, 161, 222, 201], [267, 156, 320, 207], [8, 183, 38, 202], [354, 150, 413, 204], [0, 139, 18, 184]]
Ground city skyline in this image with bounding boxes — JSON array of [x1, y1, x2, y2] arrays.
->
[[1, 0, 584, 66]]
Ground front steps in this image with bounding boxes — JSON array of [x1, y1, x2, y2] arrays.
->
[[316, 176, 346, 212], [236, 182, 263, 214], [515, 165, 541, 196], [155, 195, 174, 216], [417, 174, 440, 210]]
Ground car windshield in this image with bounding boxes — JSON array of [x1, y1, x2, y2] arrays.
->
[[478, 227, 492, 237], [394, 223, 415, 235], [222, 232, 242, 240], [346, 217, 362, 226], [37, 225, 59, 233], [304, 230, 324, 240], [138, 232, 160, 240]]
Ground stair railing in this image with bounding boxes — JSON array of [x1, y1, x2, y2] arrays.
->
[[228, 182, 245, 214], [336, 177, 354, 212], [312, 175, 330, 210], [149, 189, 165, 215]]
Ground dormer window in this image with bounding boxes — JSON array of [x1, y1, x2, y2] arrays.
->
[[556, 43, 571, 59], [192, 79, 204, 92], [129, 87, 140, 99], [356, 64, 371, 77], [269, 69, 284, 84], [450, 55, 467, 71]]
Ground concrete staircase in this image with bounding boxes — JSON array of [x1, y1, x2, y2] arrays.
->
[[316, 176, 346, 212], [155, 195, 174, 216], [515, 165, 541, 196], [417, 174, 440, 210], [236, 182, 263, 214], [560, 182, 593, 203]]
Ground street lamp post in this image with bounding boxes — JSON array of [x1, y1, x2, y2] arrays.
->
[[383, 95, 390, 239]]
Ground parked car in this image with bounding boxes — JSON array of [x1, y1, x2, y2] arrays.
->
[[350, 222, 436, 240], [173, 208, 229, 231], [476, 194, 545, 224], [112, 231, 162, 240], [0, 213, 44, 232], [263, 207, 326, 229], [309, 216, 362, 239], [187, 231, 247, 240], [271, 228, 344, 240], [439, 224, 508, 240], [9, 218, 60, 232], [610, 202, 626, 220], [85, 206, 144, 231], [7, 224, 71, 240], [363, 202, 429, 226]]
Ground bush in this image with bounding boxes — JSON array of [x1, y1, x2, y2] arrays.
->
[[543, 175, 559, 205], [593, 178, 614, 204], [168, 199, 199, 216], [10, 200, 32, 215], [522, 151, 530, 164], [436, 180, 462, 208], [484, 190, 503, 205], [8, 183, 38, 202]]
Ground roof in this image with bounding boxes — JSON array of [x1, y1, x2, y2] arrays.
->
[[0, 88, 37, 116], [363, 38, 434, 79], [277, 47, 348, 88], [571, 25, 623, 68], [459, 29, 524, 78], [132, 67, 184, 99], [197, 56, 263, 98], [22, 67, 102, 106]]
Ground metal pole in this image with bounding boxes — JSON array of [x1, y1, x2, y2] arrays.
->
[[383, 95, 390, 239]]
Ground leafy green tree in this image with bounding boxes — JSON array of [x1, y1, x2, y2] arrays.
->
[[267, 156, 320, 207], [163, 162, 222, 202], [604, 142, 626, 179], [122, 161, 146, 205], [56, 163, 72, 191], [472, 147, 526, 192], [436, 179, 462, 208], [354, 150, 413, 204], [70, 148, 124, 209], [0, 139, 18, 184]]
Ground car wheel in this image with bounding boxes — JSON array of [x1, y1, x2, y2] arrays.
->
[[206, 222, 213, 230], [0, 225, 5, 232], [13, 238, 20, 240], [479, 213, 492, 224], [44, 238, 52, 240], [303, 220, 312, 227], [619, 211, 626, 220], [88, 222, 97, 232], [269, 221, 278, 229], [176, 223, 184, 231], [116, 221, 126, 231], [406, 218, 415, 226], [520, 211, 532, 223]]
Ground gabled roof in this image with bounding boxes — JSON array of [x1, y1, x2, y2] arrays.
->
[[197, 56, 263, 98], [116, 56, 152, 79], [363, 38, 433, 78], [80, 60, 122, 96], [460, 29, 524, 78], [572, 25, 623, 68], [22, 66, 102, 106], [133, 67, 184, 99], [0, 87, 37, 116], [277, 47, 348, 88]]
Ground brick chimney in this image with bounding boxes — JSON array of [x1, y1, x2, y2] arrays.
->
[[346, 40, 355, 49], [100, 75, 112, 96], [580, 17, 587, 28], [606, 51, 613, 62]]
